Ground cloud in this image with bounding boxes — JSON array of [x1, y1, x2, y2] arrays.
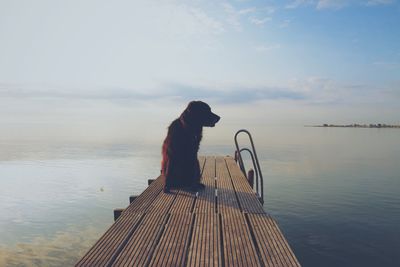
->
[[165, 77, 397, 106], [237, 7, 257, 15], [286, 0, 395, 10], [157, 4, 225, 36], [249, 17, 272, 26], [285, 0, 313, 9], [0, 82, 306, 104], [0, 83, 155, 102], [221, 3, 274, 30], [164, 83, 306, 103], [2, 75, 399, 108], [365, 0, 394, 5], [372, 61, 400, 69], [316, 0, 347, 9], [254, 43, 281, 51], [284, 76, 396, 104], [280, 19, 292, 28], [260, 6, 276, 15], [186, 7, 225, 35], [221, 2, 243, 31]]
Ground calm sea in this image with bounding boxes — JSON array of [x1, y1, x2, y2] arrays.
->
[[0, 127, 399, 266]]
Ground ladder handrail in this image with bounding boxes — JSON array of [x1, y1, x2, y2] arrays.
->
[[238, 148, 259, 194], [234, 129, 264, 204]]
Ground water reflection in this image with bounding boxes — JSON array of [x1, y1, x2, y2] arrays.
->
[[1, 127, 400, 266], [0, 225, 103, 267]]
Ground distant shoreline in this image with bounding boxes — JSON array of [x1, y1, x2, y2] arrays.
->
[[305, 124, 400, 128]]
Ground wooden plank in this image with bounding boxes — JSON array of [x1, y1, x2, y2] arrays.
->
[[187, 213, 221, 267], [215, 156, 261, 266], [221, 213, 261, 267], [216, 156, 240, 215], [198, 156, 206, 173], [124, 175, 163, 213], [170, 190, 196, 214], [247, 213, 301, 267], [169, 156, 206, 214], [202, 156, 215, 182], [111, 191, 177, 266], [225, 157, 265, 214], [149, 213, 193, 266], [76, 212, 143, 267], [77, 176, 164, 266], [193, 156, 216, 214], [144, 187, 178, 214], [111, 212, 169, 266]]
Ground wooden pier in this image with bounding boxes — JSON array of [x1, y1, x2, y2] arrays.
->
[[76, 156, 300, 267]]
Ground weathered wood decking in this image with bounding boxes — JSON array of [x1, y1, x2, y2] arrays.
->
[[76, 156, 300, 267]]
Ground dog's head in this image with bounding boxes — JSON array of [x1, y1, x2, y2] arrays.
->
[[180, 101, 220, 127]]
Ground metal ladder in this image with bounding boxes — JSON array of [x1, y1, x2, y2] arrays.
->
[[234, 129, 264, 204]]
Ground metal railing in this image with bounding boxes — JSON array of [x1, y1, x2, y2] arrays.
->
[[234, 129, 264, 204]]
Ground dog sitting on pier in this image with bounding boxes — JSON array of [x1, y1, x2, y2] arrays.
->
[[161, 101, 220, 193]]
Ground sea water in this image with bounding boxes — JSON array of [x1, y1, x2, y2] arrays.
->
[[0, 126, 399, 266]]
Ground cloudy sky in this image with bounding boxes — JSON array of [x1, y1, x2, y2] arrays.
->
[[1, 0, 399, 143]]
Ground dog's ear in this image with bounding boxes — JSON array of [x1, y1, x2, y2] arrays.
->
[[180, 101, 199, 124]]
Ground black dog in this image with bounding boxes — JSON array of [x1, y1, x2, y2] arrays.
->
[[161, 101, 220, 193]]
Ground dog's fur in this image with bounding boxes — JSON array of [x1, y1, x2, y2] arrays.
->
[[161, 101, 220, 192]]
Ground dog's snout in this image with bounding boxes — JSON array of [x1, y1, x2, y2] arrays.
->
[[213, 114, 220, 124], [209, 113, 220, 127]]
